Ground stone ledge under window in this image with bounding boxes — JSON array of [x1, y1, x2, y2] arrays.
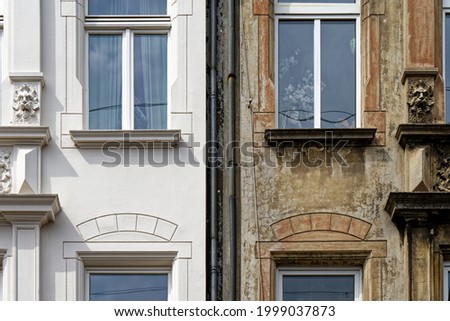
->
[[264, 128, 377, 147], [70, 130, 181, 149], [0, 126, 51, 146], [396, 124, 450, 148], [0, 194, 61, 226], [385, 192, 450, 229]]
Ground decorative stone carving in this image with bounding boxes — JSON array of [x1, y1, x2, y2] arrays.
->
[[435, 155, 450, 192], [0, 149, 12, 194], [407, 79, 434, 123], [12, 83, 40, 124]]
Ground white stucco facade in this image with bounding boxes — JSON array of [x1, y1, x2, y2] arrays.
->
[[0, 0, 206, 301]]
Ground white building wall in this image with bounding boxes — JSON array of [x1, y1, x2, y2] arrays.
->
[[0, 0, 206, 301]]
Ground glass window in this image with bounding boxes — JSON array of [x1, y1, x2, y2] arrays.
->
[[445, 263, 450, 301], [88, 33, 167, 130], [277, 269, 361, 301], [445, 13, 450, 123], [276, 3, 359, 129], [88, 0, 167, 15], [86, 0, 169, 130], [89, 273, 168, 301]]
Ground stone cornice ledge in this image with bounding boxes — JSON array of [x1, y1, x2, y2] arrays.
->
[[0, 126, 51, 147], [70, 130, 181, 149], [396, 124, 450, 148], [264, 128, 377, 147], [385, 192, 450, 229], [0, 194, 61, 226]]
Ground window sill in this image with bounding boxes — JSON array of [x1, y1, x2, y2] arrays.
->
[[385, 192, 450, 229], [264, 128, 377, 147], [0, 126, 51, 147], [69, 129, 181, 149], [396, 124, 450, 148]]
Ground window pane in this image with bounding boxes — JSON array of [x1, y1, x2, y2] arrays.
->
[[283, 275, 355, 301], [278, 0, 355, 3], [89, 35, 122, 129], [89, 0, 166, 15], [446, 14, 450, 123], [90, 274, 168, 301], [278, 20, 314, 128], [448, 271, 450, 301], [321, 20, 356, 128], [134, 35, 167, 129]]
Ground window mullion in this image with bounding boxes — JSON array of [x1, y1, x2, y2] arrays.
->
[[122, 29, 132, 130], [314, 19, 321, 128]]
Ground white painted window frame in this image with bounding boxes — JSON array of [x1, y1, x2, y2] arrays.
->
[[275, 1, 361, 128], [444, 262, 450, 301], [84, 1, 171, 130], [85, 267, 172, 301], [276, 267, 362, 301]]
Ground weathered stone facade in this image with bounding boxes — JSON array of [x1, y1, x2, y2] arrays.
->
[[218, 0, 450, 300]]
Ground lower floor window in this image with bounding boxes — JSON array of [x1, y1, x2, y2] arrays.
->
[[277, 268, 362, 301], [88, 271, 169, 301], [445, 263, 450, 301]]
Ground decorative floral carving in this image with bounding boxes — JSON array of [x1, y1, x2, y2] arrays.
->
[[12, 83, 40, 124], [407, 80, 434, 124], [0, 150, 12, 194]]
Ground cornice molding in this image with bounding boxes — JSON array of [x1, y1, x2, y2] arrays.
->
[[0, 126, 51, 147], [395, 124, 450, 148], [70, 130, 181, 149]]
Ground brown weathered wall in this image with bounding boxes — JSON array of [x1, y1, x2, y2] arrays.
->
[[238, 0, 407, 300]]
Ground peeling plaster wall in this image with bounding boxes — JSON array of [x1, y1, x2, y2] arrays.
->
[[236, 0, 407, 300]]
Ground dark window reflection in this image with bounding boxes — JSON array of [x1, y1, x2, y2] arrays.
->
[[282, 275, 355, 301], [90, 274, 168, 301], [89, 0, 166, 15]]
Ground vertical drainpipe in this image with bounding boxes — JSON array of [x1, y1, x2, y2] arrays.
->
[[210, 0, 218, 301], [227, 0, 237, 301]]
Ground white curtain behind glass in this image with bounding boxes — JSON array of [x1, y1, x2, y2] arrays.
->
[[89, 0, 166, 15], [89, 35, 122, 129], [134, 35, 167, 129]]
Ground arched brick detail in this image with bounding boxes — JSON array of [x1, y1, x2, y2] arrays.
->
[[77, 213, 178, 241], [271, 213, 372, 241]]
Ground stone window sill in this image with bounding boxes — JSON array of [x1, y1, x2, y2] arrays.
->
[[0, 126, 51, 146], [70, 130, 181, 149], [264, 128, 377, 147], [396, 124, 450, 148]]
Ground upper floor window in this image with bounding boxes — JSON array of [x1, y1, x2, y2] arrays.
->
[[277, 268, 362, 301], [445, 262, 450, 301], [444, 1, 450, 123], [87, 270, 169, 301], [86, 0, 168, 130], [276, 1, 360, 129]]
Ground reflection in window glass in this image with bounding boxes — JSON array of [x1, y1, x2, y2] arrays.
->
[[321, 20, 356, 128], [89, 274, 168, 301], [448, 271, 450, 301], [446, 14, 450, 123], [89, 35, 122, 130], [282, 275, 355, 301], [278, 20, 314, 128], [278, 0, 355, 3], [134, 35, 167, 129], [278, 20, 356, 128], [89, 0, 166, 15]]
